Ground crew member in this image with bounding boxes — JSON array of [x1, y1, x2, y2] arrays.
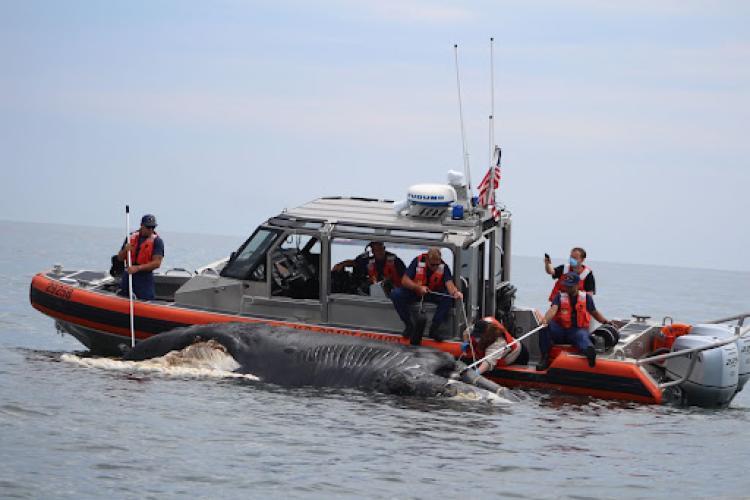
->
[[390, 247, 463, 343], [117, 214, 164, 300], [544, 246, 595, 302], [538, 272, 610, 369], [462, 317, 528, 373], [332, 241, 405, 294]]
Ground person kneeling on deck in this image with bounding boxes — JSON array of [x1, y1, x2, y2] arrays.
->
[[538, 272, 610, 369], [462, 317, 529, 374], [116, 214, 164, 301], [390, 247, 463, 344]]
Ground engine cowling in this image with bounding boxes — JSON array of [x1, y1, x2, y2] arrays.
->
[[664, 334, 739, 408]]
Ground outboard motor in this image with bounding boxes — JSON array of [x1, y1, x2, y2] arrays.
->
[[664, 334, 739, 408], [688, 324, 750, 393]]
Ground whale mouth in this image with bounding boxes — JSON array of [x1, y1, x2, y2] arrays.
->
[[61, 340, 260, 381]]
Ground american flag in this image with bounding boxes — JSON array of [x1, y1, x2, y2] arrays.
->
[[477, 147, 502, 220]]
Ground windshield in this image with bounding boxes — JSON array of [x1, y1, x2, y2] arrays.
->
[[221, 228, 280, 280]]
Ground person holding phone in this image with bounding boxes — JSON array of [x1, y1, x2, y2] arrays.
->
[[544, 247, 595, 302]]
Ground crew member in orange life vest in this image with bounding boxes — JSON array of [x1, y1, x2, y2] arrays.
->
[[117, 214, 164, 300], [391, 247, 463, 343], [332, 241, 406, 293], [461, 317, 529, 375], [544, 247, 595, 302], [538, 272, 611, 369]]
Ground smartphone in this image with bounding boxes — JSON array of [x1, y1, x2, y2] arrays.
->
[[544, 253, 550, 260]]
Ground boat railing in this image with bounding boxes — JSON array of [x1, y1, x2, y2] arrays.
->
[[636, 324, 750, 389], [163, 267, 194, 276], [704, 312, 750, 328], [195, 257, 229, 276]]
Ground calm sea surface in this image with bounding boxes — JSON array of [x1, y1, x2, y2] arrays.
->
[[1, 220, 749, 499]]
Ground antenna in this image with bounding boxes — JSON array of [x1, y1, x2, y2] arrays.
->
[[489, 37, 496, 163], [487, 37, 500, 211], [488, 115, 493, 167], [454, 44, 472, 193]]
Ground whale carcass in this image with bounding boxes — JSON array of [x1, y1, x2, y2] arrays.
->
[[122, 322, 511, 402]]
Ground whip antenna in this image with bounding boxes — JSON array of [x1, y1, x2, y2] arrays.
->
[[488, 115, 493, 168], [454, 44, 472, 192], [489, 37, 496, 163]]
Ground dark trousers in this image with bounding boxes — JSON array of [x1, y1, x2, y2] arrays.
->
[[539, 320, 592, 357], [390, 287, 453, 327], [119, 272, 155, 300]]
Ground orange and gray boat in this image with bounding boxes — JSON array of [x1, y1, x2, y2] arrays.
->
[[30, 181, 750, 407]]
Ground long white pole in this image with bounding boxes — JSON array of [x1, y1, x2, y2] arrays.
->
[[126, 205, 135, 348], [454, 44, 472, 192], [490, 37, 496, 152], [489, 38, 499, 209]]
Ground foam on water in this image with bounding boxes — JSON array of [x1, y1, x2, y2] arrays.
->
[[60, 340, 259, 381]]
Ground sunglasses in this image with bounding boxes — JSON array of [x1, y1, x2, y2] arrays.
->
[[145, 225, 156, 230]]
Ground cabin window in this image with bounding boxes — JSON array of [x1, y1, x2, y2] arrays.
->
[[269, 233, 321, 299], [330, 238, 453, 298], [221, 228, 281, 280]]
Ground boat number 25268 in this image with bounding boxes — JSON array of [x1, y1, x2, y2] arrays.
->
[[46, 282, 74, 301]]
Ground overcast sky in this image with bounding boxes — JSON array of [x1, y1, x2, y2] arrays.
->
[[2, 1, 748, 271]]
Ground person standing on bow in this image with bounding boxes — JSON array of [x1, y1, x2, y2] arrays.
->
[[117, 214, 164, 301], [390, 247, 463, 343], [538, 272, 610, 369], [544, 246, 595, 302]]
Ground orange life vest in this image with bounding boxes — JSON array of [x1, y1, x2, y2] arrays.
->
[[473, 317, 521, 367], [548, 264, 592, 302], [367, 254, 402, 287], [653, 323, 692, 352], [554, 291, 591, 330], [414, 253, 445, 291], [127, 230, 158, 266]]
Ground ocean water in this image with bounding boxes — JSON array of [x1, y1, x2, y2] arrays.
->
[[1, 219, 749, 499]]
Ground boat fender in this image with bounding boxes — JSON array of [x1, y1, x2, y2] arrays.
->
[[653, 323, 692, 352]]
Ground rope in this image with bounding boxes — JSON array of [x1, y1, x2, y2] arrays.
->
[[425, 290, 476, 363]]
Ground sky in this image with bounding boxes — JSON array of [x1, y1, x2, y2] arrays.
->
[[1, 1, 749, 271]]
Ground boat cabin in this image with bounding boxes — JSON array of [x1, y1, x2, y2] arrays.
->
[[175, 183, 514, 340]]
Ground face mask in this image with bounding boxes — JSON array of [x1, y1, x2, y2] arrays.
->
[[569, 257, 579, 267]]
